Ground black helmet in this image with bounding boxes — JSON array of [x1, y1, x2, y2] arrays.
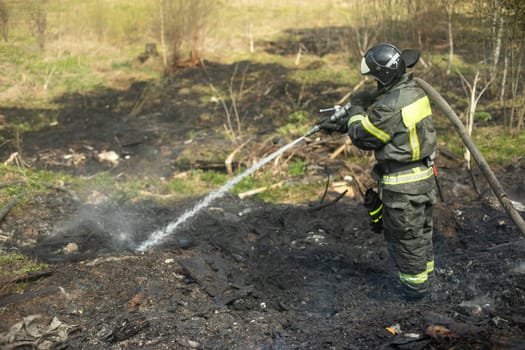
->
[[360, 43, 406, 86]]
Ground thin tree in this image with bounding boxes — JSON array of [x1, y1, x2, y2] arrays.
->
[[508, 46, 523, 133], [29, 0, 47, 51], [159, 0, 168, 69], [457, 68, 494, 169], [490, 1, 505, 79], [504, 0, 525, 133], [0, 0, 8, 42], [440, 0, 457, 75]]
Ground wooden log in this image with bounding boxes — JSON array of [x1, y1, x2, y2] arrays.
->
[[0, 269, 54, 295], [0, 286, 60, 307], [225, 140, 250, 175], [237, 181, 285, 199], [0, 193, 24, 224]]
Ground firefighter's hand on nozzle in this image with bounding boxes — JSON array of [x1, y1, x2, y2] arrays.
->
[[317, 114, 350, 134]]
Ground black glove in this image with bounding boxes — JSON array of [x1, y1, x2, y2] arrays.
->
[[318, 114, 350, 134], [351, 90, 375, 109], [364, 188, 383, 233]]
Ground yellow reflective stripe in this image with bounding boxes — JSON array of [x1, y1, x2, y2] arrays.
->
[[427, 260, 434, 273], [402, 96, 431, 161], [409, 123, 420, 161], [381, 166, 433, 186], [400, 270, 428, 285], [369, 203, 383, 216], [399, 261, 434, 285], [348, 115, 365, 125], [402, 96, 431, 127], [348, 114, 391, 143]]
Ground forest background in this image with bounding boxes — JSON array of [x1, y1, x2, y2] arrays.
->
[[0, 0, 524, 203]]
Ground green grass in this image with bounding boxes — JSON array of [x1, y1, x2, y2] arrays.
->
[[277, 110, 314, 137], [289, 57, 360, 86], [287, 159, 308, 176], [256, 181, 324, 203], [200, 170, 228, 186], [0, 253, 48, 275], [434, 122, 525, 166], [0, 0, 523, 206], [0, 253, 49, 294], [473, 127, 525, 164]]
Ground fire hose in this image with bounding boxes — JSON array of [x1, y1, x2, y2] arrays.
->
[[414, 77, 525, 237], [304, 79, 525, 237]]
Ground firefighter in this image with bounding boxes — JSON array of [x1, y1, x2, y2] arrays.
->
[[320, 43, 437, 301]]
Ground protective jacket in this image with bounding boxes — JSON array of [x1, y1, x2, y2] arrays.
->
[[347, 72, 437, 299], [347, 72, 437, 194]]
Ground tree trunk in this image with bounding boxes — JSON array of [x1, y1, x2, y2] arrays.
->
[[159, 0, 168, 69], [491, 4, 504, 78], [457, 69, 493, 170], [499, 52, 508, 105], [446, 9, 454, 75]]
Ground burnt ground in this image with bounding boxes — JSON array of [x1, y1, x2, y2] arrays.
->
[[0, 60, 525, 349]]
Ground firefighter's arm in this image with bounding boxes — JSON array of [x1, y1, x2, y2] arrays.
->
[[347, 102, 394, 150]]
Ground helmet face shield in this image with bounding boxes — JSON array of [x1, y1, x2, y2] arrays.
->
[[360, 57, 371, 75]]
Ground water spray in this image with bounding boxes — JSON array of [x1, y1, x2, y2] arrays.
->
[[137, 99, 359, 251], [136, 136, 306, 251]]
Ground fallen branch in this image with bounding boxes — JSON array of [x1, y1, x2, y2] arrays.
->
[[342, 163, 368, 198], [0, 180, 80, 224], [0, 180, 26, 189], [40, 182, 80, 203], [138, 190, 177, 200], [330, 138, 351, 159], [0, 286, 60, 307], [0, 180, 79, 202], [238, 181, 285, 199], [438, 146, 463, 163], [3, 152, 30, 168], [0, 193, 25, 224], [0, 268, 54, 295], [225, 140, 250, 175]]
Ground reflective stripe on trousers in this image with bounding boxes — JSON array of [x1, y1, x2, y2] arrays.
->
[[399, 260, 434, 285]]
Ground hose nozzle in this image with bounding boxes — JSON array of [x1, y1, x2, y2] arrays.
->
[[304, 125, 321, 137]]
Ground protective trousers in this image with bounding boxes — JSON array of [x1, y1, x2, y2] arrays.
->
[[381, 189, 436, 298]]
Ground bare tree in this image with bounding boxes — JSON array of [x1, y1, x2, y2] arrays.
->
[[29, 0, 47, 51], [159, 0, 168, 68], [499, 47, 509, 104], [157, 0, 216, 72], [500, 0, 525, 133], [457, 68, 494, 169], [508, 46, 523, 133], [346, 0, 382, 57], [0, 0, 8, 42], [490, 0, 505, 78], [440, 0, 457, 75]]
